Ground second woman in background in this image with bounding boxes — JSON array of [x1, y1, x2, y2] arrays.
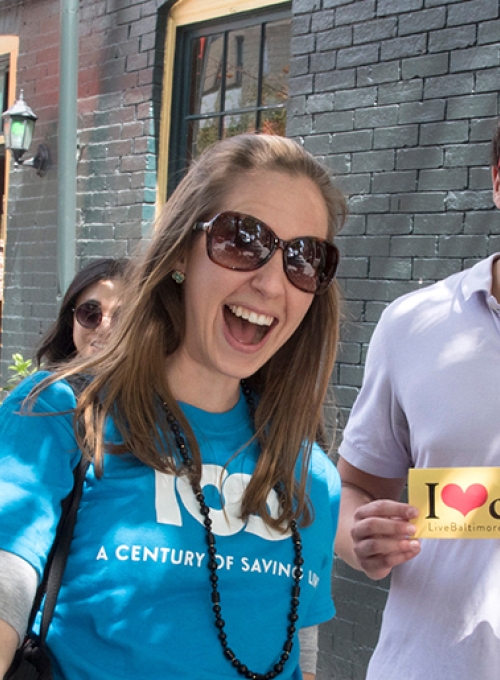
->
[[35, 257, 128, 366]]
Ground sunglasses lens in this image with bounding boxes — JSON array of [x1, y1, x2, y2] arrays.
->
[[75, 302, 102, 330], [285, 239, 339, 294], [209, 213, 273, 270], [204, 212, 339, 295]]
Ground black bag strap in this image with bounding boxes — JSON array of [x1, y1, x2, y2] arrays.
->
[[26, 374, 92, 642], [39, 457, 89, 641]]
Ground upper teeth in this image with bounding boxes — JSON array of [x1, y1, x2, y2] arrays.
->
[[228, 305, 274, 326]]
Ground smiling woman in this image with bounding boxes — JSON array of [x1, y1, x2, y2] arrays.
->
[[35, 258, 129, 366], [167, 168, 335, 408], [0, 134, 347, 680]]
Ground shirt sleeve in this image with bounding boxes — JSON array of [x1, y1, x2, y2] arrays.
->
[[298, 625, 318, 675], [0, 373, 81, 578], [0, 550, 38, 645], [338, 312, 412, 478], [300, 447, 341, 628]]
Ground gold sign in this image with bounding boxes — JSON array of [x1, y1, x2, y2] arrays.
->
[[408, 467, 500, 539]]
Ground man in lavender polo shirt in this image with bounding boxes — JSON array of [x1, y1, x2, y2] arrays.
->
[[334, 120, 500, 680]]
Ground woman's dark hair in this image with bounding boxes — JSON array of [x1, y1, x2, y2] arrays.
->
[[35, 258, 129, 367]]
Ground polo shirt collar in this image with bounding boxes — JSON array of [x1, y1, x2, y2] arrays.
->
[[461, 254, 500, 301]]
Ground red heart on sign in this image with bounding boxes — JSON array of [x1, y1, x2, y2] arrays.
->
[[441, 484, 488, 517]]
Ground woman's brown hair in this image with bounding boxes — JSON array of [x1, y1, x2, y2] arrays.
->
[[53, 133, 347, 531]]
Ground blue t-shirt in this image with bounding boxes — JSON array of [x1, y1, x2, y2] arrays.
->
[[0, 372, 341, 680]]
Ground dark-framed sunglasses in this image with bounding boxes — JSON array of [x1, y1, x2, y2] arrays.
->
[[73, 301, 119, 330], [193, 211, 340, 295]]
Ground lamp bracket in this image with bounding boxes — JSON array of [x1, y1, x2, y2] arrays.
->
[[15, 143, 50, 176]]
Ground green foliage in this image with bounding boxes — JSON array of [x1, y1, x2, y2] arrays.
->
[[0, 353, 37, 404], [7, 353, 36, 386]]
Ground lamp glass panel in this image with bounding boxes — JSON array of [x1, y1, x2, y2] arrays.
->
[[2, 116, 10, 147], [22, 118, 34, 150], [9, 117, 33, 151], [9, 119, 25, 147]]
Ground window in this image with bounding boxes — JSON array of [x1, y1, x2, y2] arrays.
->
[[166, 4, 291, 196]]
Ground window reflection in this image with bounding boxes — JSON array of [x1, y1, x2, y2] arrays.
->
[[186, 14, 291, 160]]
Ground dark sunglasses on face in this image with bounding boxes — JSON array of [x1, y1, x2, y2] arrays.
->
[[73, 301, 119, 330], [193, 211, 340, 295]]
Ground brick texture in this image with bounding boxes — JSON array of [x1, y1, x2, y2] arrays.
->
[[0, 0, 159, 376], [0, 0, 499, 678], [288, 0, 500, 677]]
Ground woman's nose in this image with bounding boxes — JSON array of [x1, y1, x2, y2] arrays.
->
[[96, 313, 114, 334], [249, 250, 287, 297]]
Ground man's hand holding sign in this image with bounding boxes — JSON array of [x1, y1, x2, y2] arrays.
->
[[335, 459, 421, 581]]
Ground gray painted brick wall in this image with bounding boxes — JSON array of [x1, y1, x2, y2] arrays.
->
[[0, 0, 160, 380], [289, 0, 500, 677], [0, 0, 498, 677]]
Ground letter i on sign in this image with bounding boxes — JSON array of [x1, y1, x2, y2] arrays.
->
[[426, 483, 439, 519]]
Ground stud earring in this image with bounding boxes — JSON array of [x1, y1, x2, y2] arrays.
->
[[172, 270, 185, 284]]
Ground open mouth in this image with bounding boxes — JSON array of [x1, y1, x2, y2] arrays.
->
[[224, 304, 275, 345]]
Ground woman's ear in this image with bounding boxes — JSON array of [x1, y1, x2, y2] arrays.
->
[[66, 305, 75, 327], [174, 251, 187, 271]]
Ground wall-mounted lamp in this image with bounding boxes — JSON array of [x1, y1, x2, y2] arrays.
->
[[2, 90, 49, 176]]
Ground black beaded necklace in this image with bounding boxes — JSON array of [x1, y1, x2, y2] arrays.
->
[[163, 380, 303, 680]]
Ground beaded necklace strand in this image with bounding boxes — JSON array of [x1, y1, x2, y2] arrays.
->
[[163, 380, 303, 680]]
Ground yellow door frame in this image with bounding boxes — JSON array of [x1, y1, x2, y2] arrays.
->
[[0, 35, 19, 242]]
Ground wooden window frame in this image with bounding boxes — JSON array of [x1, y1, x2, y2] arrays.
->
[[157, 0, 289, 210], [0, 35, 18, 243]]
